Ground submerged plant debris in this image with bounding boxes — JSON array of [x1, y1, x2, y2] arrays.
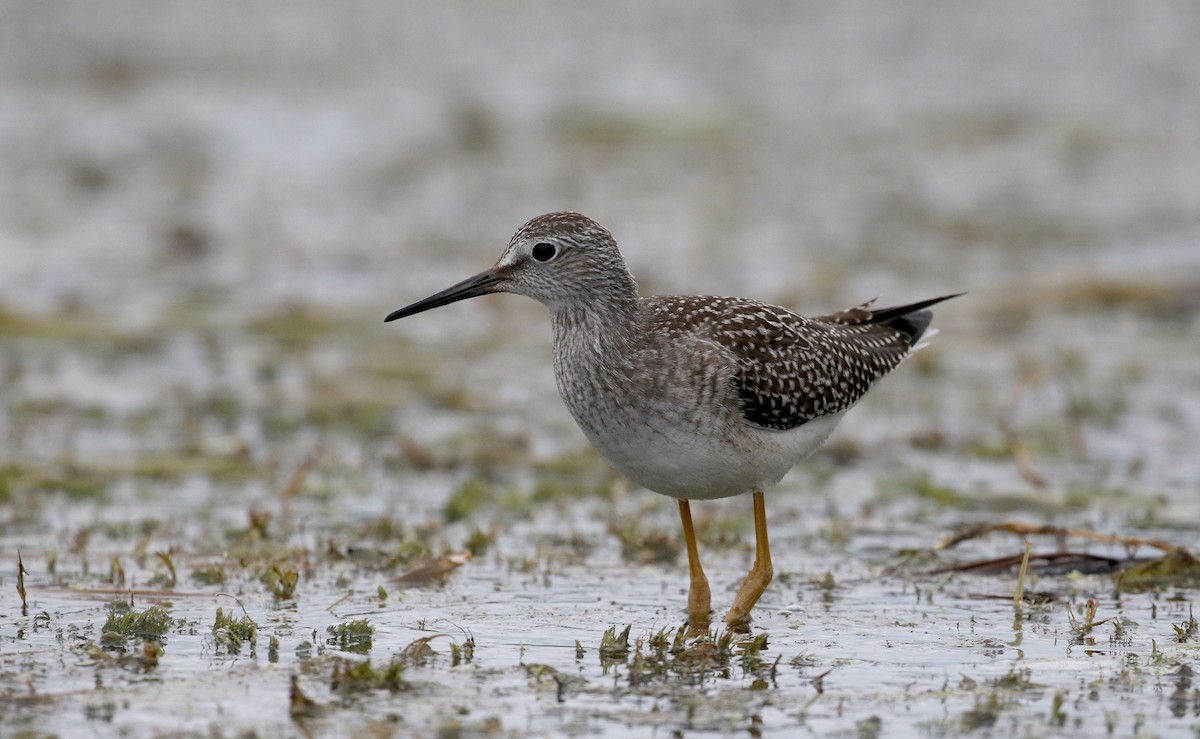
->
[[326, 618, 375, 654], [2, 3, 1200, 738]]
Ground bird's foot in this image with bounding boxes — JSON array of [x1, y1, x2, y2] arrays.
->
[[723, 608, 753, 633], [685, 609, 712, 637]]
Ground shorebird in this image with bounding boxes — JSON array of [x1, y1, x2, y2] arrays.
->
[[386, 212, 958, 629]]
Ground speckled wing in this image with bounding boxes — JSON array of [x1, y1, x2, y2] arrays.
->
[[646, 294, 956, 431]]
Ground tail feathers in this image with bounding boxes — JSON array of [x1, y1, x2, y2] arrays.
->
[[884, 309, 934, 343], [867, 293, 963, 344], [911, 327, 939, 352]]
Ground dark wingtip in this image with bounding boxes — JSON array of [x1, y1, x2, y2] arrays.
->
[[872, 292, 965, 342], [889, 310, 933, 342]]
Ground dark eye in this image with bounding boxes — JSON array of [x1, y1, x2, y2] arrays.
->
[[531, 242, 557, 262]]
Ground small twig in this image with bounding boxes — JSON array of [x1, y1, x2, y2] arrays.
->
[[810, 667, 834, 694], [938, 521, 1179, 554], [1067, 598, 1112, 636], [215, 592, 253, 619], [38, 586, 226, 599], [17, 550, 28, 617], [325, 591, 353, 614], [395, 551, 472, 586], [927, 550, 1122, 576], [1014, 540, 1031, 608]]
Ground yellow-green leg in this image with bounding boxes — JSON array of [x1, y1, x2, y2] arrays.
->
[[725, 491, 773, 629], [677, 499, 711, 629]]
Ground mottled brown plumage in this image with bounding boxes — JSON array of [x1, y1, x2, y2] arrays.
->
[[387, 211, 959, 628], [645, 295, 942, 431]]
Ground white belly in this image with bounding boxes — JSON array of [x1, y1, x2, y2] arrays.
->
[[575, 409, 844, 500]]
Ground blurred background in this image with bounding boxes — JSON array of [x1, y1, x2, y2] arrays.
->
[[2, 0, 1198, 508], [3, 0, 1198, 488], [2, 3, 1200, 735], [4, 2, 1198, 317]]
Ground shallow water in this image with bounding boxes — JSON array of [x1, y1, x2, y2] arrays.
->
[[3, 2, 1200, 737]]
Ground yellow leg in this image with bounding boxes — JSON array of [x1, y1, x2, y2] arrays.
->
[[725, 491, 773, 629], [677, 499, 711, 628]]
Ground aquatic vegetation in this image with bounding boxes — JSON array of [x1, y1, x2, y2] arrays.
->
[[2, 15, 1198, 733], [101, 605, 177, 647], [326, 619, 375, 654], [212, 608, 259, 655], [1116, 549, 1200, 594]]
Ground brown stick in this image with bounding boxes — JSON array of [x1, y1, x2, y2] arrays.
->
[[938, 521, 1178, 554]]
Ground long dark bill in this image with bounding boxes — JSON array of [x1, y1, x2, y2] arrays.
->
[[384, 267, 506, 322]]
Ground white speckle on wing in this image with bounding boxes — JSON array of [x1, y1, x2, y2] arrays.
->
[[499, 212, 949, 499]]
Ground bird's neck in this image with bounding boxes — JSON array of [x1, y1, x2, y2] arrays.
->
[[549, 290, 641, 361]]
